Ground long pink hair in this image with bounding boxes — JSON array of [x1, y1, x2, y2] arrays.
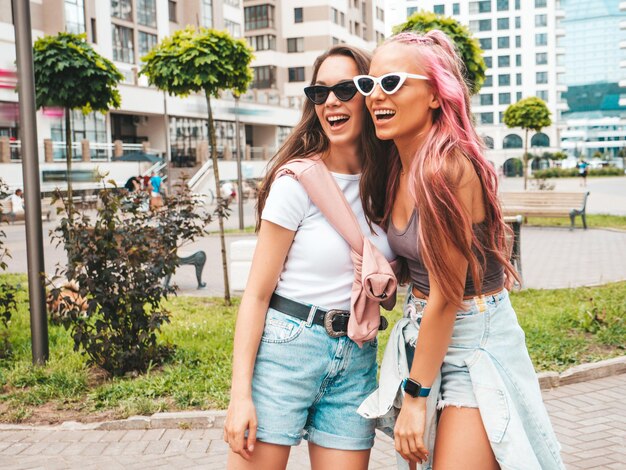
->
[[382, 30, 519, 304]]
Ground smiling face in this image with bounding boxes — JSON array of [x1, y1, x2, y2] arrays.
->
[[367, 42, 440, 149], [313, 55, 365, 151]]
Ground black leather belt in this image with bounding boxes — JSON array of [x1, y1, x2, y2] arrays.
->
[[269, 293, 387, 338]]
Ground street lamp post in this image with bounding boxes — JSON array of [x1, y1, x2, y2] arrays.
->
[[11, 0, 49, 364], [235, 96, 244, 230]]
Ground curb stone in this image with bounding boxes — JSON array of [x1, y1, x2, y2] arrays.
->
[[537, 355, 626, 390], [0, 358, 624, 432]]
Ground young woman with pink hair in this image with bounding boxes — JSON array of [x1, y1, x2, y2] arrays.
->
[[354, 30, 564, 469]]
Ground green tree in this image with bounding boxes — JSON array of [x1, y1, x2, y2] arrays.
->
[[393, 10, 486, 95], [140, 27, 253, 305], [33, 32, 123, 207], [503, 97, 552, 190], [550, 151, 568, 161]]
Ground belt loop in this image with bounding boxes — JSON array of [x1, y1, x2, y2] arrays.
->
[[305, 305, 317, 327], [475, 295, 487, 313]]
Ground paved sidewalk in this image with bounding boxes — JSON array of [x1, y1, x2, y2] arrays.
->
[[1, 373, 625, 469]]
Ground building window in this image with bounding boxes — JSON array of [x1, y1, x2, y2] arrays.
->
[[515, 16, 521, 28], [535, 33, 547, 46], [497, 0, 509, 10], [247, 34, 276, 51], [497, 18, 509, 30], [497, 36, 510, 48], [111, 0, 132, 20], [244, 4, 275, 31], [515, 0, 520, 9], [434, 4, 445, 14], [515, 54, 521, 66], [516, 73, 522, 85], [65, 0, 85, 34], [287, 37, 304, 53], [484, 75, 493, 87], [90, 18, 97, 43], [252, 65, 276, 89], [480, 112, 494, 124], [536, 71, 548, 84], [516, 92, 522, 101], [499, 93, 511, 105], [537, 90, 548, 101], [479, 19, 492, 31], [168, 1, 177, 22], [225, 20, 241, 37], [498, 55, 510, 67], [112, 24, 134, 63], [201, 0, 212, 27], [224, 0, 239, 6], [480, 94, 493, 105], [498, 74, 510, 86], [535, 0, 547, 7], [515, 35, 521, 47], [535, 14, 547, 27], [484, 56, 492, 68], [453, 3, 460, 14], [407, 6, 418, 16], [479, 38, 492, 50], [536, 52, 548, 65], [294, 7, 303, 23], [504, 134, 523, 148], [479, 1, 491, 13], [137, 0, 157, 27], [288, 67, 305, 82], [138, 31, 157, 58]]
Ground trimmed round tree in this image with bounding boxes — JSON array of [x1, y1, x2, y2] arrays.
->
[[393, 10, 486, 95], [140, 27, 254, 305], [33, 32, 123, 204], [503, 97, 552, 190]]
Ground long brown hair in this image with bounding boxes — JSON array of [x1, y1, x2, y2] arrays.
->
[[256, 45, 392, 230]]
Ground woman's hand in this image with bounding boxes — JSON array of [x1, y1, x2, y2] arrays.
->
[[394, 396, 429, 464], [224, 397, 258, 460]]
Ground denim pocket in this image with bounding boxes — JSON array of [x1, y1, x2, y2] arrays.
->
[[260, 309, 305, 344], [473, 383, 511, 443]]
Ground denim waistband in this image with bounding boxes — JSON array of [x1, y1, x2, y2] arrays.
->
[[408, 286, 508, 314]]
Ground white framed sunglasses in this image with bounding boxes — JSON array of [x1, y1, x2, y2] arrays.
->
[[353, 72, 429, 96]]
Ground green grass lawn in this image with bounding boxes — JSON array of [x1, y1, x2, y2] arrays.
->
[[0, 274, 624, 423], [526, 214, 626, 230]]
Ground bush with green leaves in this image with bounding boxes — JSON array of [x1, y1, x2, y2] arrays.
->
[[533, 167, 624, 178], [0, 179, 17, 358], [393, 10, 486, 95], [49, 183, 214, 376]]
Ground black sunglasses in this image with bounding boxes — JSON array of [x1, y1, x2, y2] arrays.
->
[[303, 80, 358, 105]]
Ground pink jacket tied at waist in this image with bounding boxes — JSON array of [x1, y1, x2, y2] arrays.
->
[[276, 156, 398, 346]]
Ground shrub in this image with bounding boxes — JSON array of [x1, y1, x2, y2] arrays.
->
[[49, 182, 216, 376], [533, 167, 624, 178], [0, 178, 17, 358]]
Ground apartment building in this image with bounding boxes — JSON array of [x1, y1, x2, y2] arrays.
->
[[0, 0, 301, 189], [243, 0, 387, 98], [560, 0, 626, 161], [387, 0, 567, 174]]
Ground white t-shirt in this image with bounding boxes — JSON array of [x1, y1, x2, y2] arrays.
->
[[10, 194, 24, 213], [261, 172, 394, 311]]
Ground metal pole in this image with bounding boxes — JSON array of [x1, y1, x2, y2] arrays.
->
[[11, 0, 49, 364], [235, 96, 244, 230], [163, 91, 172, 194]]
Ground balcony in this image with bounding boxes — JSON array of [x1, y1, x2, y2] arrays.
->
[[555, 9, 565, 19], [555, 28, 565, 37], [620, 1, 626, 11]]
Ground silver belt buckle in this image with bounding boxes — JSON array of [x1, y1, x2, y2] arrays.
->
[[324, 309, 348, 338]]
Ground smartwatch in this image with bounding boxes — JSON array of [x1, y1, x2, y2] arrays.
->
[[402, 377, 431, 398]]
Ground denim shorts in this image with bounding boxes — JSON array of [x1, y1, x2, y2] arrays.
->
[[404, 288, 509, 410], [251, 307, 378, 450]]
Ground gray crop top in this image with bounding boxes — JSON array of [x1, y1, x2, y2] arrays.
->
[[387, 209, 504, 297]]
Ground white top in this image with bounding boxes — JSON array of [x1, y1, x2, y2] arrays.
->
[[261, 172, 394, 310], [10, 194, 24, 213]]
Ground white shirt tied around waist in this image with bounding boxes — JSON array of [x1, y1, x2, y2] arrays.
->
[[261, 172, 395, 311]]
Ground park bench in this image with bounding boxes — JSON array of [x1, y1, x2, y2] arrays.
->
[[500, 191, 590, 230]]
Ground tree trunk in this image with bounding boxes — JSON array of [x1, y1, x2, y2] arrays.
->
[[523, 128, 529, 190], [206, 94, 231, 305], [65, 107, 74, 212]]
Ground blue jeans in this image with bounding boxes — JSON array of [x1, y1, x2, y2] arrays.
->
[[251, 307, 378, 450]]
